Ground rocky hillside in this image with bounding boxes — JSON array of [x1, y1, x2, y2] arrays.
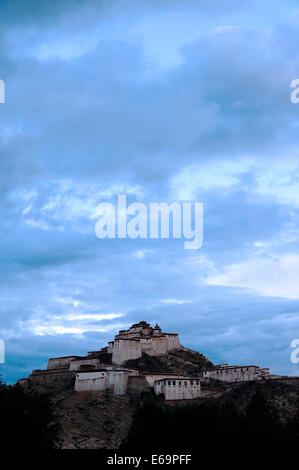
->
[[18, 350, 299, 451], [55, 390, 135, 449], [123, 348, 214, 375], [22, 348, 214, 448], [216, 377, 299, 423], [26, 373, 135, 449]]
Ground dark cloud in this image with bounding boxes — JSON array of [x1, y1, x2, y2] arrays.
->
[[2, 22, 299, 189], [0, 0, 258, 27]]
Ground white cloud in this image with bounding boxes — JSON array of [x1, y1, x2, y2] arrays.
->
[[39, 180, 143, 222], [65, 313, 124, 321], [22, 204, 32, 215], [26, 219, 50, 230], [171, 156, 299, 208], [134, 249, 152, 260], [162, 299, 192, 304], [206, 253, 299, 299], [54, 297, 81, 307], [213, 26, 240, 34], [29, 321, 128, 337], [171, 157, 254, 199], [34, 34, 99, 61], [255, 160, 299, 207]]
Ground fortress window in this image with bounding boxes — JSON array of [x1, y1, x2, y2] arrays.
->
[[179, 381, 181, 386], [172, 381, 175, 385], [168, 381, 171, 385]]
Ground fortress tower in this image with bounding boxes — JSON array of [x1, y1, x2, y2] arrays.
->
[[109, 321, 182, 364]]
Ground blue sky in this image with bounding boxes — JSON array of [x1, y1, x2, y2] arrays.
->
[[1, 0, 299, 383]]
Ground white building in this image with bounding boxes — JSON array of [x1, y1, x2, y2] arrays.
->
[[203, 365, 270, 383], [74, 369, 202, 399], [74, 369, 139, 395], [154, 378, 201, 400], [144, 373, 184, 388], [46, 321, 182, 371], [111, 321, 182, 364]]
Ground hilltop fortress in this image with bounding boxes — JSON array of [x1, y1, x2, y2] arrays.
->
[[108, 321, 181, 363], [23, 321, 273, 401]]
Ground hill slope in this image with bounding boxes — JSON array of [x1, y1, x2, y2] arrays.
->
[[123, 378, 299, 452], [123, 348, 214, 375], [17, 350, 299, 451]]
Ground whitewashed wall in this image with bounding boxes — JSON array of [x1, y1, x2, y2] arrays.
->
[[112, 339, 142, 364], [75, 371, 108, 392], [203, 366, 270, 383], [74, 370, 136, 395], [154, 379, 201, 400]]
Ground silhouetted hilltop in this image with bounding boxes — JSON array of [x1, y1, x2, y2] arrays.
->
[[123, 378, 299, 453]]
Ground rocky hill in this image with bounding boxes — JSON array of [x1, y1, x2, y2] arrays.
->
[[123, 348, 214, 375], [17, 350, 299, 450], [21, 348, 214, 449], [217, 377, 299, 422], [26, 372, 135, 449]]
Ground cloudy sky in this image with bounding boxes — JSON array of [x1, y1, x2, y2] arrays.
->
[[1, 0, 299, 383]]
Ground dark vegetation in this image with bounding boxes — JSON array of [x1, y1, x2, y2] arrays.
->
[[0, 376, 58, 449], [1, 370, 299, 453], [123, 382, 299, 452]]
